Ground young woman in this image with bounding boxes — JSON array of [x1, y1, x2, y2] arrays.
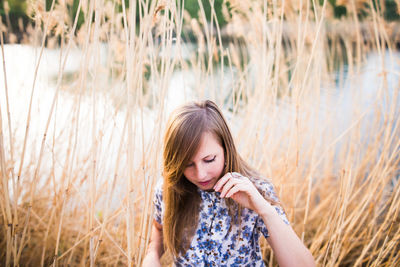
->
[[142, 100, 315, 267]]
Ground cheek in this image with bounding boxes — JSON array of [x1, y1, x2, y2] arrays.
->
[[215, 159, 225, 175], [183, 169, 191, 179]]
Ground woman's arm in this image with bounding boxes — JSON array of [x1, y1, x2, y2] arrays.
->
[[214, 172, 315, 267], [258, 200, 315, 267], [142, 221, 164, 267]]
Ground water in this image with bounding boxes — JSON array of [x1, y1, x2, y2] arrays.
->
[[1, 44, 399, 203]]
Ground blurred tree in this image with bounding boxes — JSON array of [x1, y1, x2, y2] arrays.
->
[[384, 0, 400, 21], [45, 0, 85, 30], [326, 0, 347, 19], [1, 0, 399, 43], [183, 0, 228, 27], [68, 0, 85, 30], [370, 0, 400, 21], [0, 0, 29, 30]]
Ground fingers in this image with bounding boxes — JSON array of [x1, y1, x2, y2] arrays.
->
[[213, 172, 232, 192], [219, 177, 237, 198], [225, 184, 243, 198], [214, 172, 248, 198]]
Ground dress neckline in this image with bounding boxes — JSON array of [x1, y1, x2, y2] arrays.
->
[[199, 189, 221, 202]]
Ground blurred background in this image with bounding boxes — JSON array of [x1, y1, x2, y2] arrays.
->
[[0, 0, 399, 266]]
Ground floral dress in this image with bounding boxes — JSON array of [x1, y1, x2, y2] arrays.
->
[[153, 178, 289, 267]]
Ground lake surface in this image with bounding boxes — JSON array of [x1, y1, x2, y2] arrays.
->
[[0, 44, 399, 199]]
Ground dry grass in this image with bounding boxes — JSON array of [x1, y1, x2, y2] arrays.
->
[[0, 0, 399, 266]]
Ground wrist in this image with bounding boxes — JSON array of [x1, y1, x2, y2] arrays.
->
[[256, 197, 276, 218]]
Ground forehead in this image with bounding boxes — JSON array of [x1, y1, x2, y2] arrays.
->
[[191, 132, 223, 159]]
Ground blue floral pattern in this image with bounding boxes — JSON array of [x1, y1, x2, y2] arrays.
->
[[153, 178, 289, 266]]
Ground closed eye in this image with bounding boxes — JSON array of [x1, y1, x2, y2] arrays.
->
[[186, 162, 194, 167], [204, 156, 216, 163]]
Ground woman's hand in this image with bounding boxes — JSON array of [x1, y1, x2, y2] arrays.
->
[[215, 173, 316, 267], [213, 172, 274, 215], [142, 221, 164, 267]]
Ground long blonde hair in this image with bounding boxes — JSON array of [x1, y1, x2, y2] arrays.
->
[[162, 100, 276, 256]]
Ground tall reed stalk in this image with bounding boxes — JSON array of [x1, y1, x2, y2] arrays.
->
[[0, 0, 399, 266]]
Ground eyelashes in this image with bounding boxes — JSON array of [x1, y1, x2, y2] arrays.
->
[[186, 155, 216, 167], [204, 156, 216, 163]]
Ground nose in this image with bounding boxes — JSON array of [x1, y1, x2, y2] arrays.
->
[[195, 164, 207, 180]]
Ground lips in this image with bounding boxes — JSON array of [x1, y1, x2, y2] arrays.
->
[[199, 180, 211, 187]]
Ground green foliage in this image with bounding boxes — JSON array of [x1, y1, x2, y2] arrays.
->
[[4, 0, 27, 12], [371, 0, 380, 12], [384, 0, 400, 21], [45, 0, 84, 31], [45, 0, 54, 11], [68, 0, 85, 30], [366, 0, 400, 21], [324, 0, 400, 21], [1, 0, 399, 42], [327, 0, 335, 7], [334, 5, 347, 18], [326, 0, 347, 19], [116, 0, 130, 12], [182, 0, 228, 27], [0, 0, 29, 35], [0, 0, 27, 17]]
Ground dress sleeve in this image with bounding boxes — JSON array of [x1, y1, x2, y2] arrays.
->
[[255, 179, 290, 238], [153, 180, 164, 225]]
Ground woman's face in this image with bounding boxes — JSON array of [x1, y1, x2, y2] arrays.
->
[[183, 131, 225, 191]]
